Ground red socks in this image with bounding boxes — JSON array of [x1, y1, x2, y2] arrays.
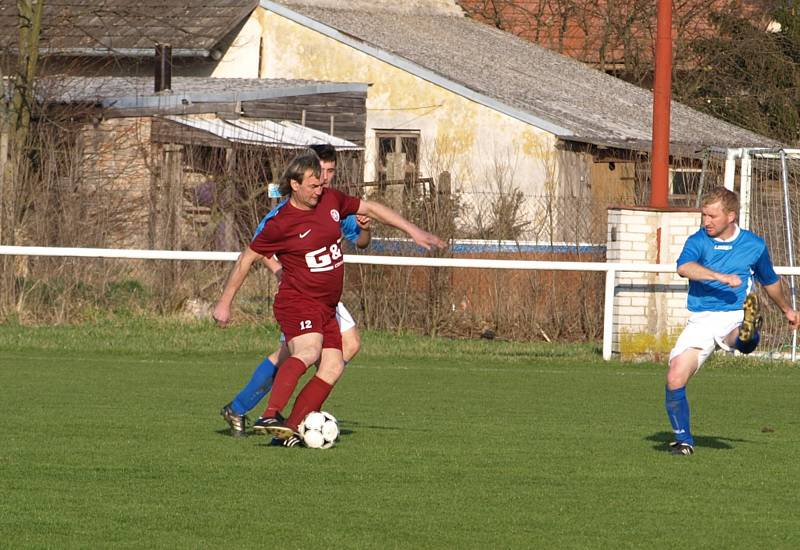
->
[[261, 357, 336, 431], [286, 376, 334, 430], [262, 356, 307, 418]]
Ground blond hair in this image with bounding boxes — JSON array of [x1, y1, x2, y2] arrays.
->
[[701, 186, 739, 214]]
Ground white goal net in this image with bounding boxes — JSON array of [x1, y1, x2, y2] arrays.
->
[[691, 148, 800, 360]]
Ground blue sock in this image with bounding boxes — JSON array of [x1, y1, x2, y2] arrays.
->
[[230, 357, 277, 415], [665, 386, 694, 446], [735, 330, 760, 354]]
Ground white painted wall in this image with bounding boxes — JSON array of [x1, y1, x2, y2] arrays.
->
[[244, 9, 559, 200], [210, 16, 263, 78], [209, 7, 596, 233], [607, 207, 700, 358]]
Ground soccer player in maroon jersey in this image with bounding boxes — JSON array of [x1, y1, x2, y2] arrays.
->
[[213, 150, 444, 446], [218, 144, 370, 438]]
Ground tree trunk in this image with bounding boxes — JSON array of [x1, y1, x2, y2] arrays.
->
[[0, 105, 14, 316], [0, 1, 44, 317]]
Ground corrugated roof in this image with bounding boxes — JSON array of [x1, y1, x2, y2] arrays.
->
[[0, 0, 259, 56], [38, 76, 368, 110], [165, 115, 362, 149], [267, 1, 777, 151]]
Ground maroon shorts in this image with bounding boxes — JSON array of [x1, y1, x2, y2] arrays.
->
[[273, 293, 343, 350]]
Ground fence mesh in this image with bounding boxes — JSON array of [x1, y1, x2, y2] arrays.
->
[[4, 98, 799, 351], [742, 150, 800, 358]]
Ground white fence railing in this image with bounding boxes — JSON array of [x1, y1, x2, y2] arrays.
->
[[3, 245, 800, 360]]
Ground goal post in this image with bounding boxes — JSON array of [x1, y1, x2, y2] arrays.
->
[[735, 148, 800, 360]]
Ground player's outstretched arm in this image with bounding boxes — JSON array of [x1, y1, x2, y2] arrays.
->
[[357, 199, 445, 250], [677, 261, 741, 287], [762, 280, 800, 328], [213, 247, 263, 327]]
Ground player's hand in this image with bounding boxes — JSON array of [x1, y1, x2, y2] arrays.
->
[[717, 273, 741, 288], [412, 229, 446, 251], [212, 302, 231, 327], [356, 215, 372, 231], [786, 308, 800, 329]]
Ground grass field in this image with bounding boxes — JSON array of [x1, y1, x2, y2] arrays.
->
[[1, 320, 799, 548]]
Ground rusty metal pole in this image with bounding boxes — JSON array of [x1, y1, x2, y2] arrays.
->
[[650, 0, 672, 208], [154, 43, 172, 93]]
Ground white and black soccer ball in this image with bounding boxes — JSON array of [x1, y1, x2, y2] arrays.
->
[[298, 411, 340, 449]]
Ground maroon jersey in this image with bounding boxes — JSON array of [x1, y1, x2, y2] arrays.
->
[[250, 187, 361, 308]]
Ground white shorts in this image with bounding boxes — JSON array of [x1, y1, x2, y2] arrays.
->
[[669, 310, 744, 367], [279, 302, 356, 343]]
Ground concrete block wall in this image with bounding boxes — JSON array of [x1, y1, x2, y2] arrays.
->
[[607, 206, 701, 359]]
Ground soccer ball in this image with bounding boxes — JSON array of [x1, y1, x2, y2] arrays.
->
[[298, 411, 340, 449]]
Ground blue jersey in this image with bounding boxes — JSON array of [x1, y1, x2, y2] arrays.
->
[[677, 227, 779, 312], [252, 199, 361, 244], [339, 214, 361, 243]]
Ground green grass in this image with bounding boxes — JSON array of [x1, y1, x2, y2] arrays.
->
[[1, 320, 799, 548]]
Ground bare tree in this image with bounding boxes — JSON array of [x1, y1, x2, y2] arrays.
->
[[458, 0, 799, 140], [1, 0, 44, 316], [675, 6, 800, 144]]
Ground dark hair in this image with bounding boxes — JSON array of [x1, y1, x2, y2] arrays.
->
[[701, 186, 739, 214], [278, 151, 321, 196], [308, 143, 337, 163]]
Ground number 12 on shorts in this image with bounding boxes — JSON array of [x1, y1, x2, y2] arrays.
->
[[300, 320, 312, 330]]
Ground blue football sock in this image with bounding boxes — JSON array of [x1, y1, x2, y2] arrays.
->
[[735, 330, 760, 354], [230, 357, 277, 415], [665, 386, 694, 446]]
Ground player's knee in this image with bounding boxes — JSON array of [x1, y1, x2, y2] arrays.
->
[[292, 348, 321, 368], [342, 340, 361, 361], [342, 332, 361, 362], [317, 361, 344, 385], [666, 360, 690, 389], [666, 371, 683, 390], [267, 350, 281, 365]]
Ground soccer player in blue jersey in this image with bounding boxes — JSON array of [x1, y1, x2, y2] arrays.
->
[[666, 186, 798, 456], [218, 144, 370, 437]]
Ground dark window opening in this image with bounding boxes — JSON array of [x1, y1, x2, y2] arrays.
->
[[670, 169, 702, 206], [375, 131, 420, 184]]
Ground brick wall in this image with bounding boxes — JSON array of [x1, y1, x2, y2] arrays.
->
[[457, 0, 771, 69], [80, 117, 154, 249], [607, 206, 701, 359]]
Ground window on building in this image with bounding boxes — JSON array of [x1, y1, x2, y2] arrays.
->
[[375, 130, 419, 184], [669, 167, 703, 206]]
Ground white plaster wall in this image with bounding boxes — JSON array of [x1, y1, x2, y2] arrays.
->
[[253, 9, 559, 205], [211, 17, 263, 78]]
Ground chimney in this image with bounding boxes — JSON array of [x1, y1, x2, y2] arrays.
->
[[154, 43, 172, 93]]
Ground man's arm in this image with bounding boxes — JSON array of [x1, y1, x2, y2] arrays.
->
[[357, 200, 445, 250], [762, 280, 800, 328], [213, 247, 264, 327], [355, 215, 371, 249], [261, 255, 283, 281], [677, 261, 741, 288]]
